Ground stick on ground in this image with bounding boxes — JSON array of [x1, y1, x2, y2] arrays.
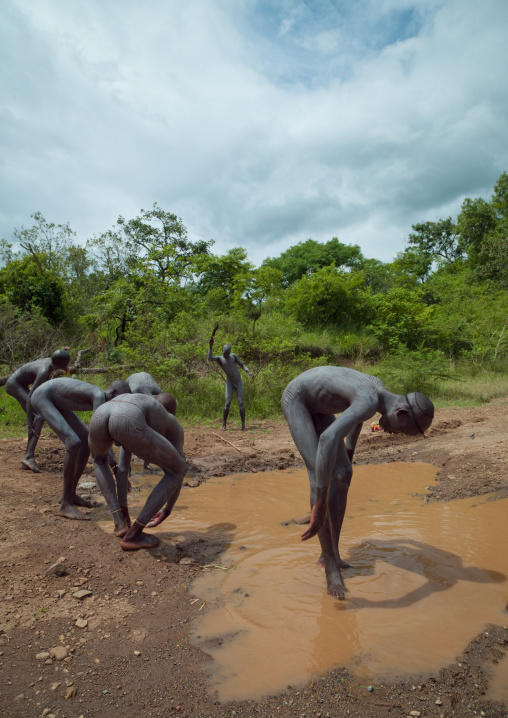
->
[[212, 432, 242, 453]]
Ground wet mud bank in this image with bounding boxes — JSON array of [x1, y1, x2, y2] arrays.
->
[[1, 401, 508, 717]]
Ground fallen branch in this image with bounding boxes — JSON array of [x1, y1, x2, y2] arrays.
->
[[212, 432, 243, 453], [70, 364, 138, 376]]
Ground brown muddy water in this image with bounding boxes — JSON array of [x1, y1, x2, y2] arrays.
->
[[93, 462, 508, 702]]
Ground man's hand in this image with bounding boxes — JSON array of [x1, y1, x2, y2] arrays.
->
[[301, 489, 327, 541], [209, 337, 214, 346], [146, 507, 170, 528]]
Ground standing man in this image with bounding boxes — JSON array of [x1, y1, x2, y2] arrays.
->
[[207, 326, 254, 431], [281, 366, 434, 600], [30, 377, 131, 519], [88, 392, 187, 551], [5, 349, 71, 472]]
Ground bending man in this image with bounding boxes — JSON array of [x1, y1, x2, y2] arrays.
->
[[5, 349, 71, 472], [207, 338, 253, 431], [126, 372, 177, 469], [88, 392, 187, 551], [30, 378, 131, 519], [281, 366, 434, 600]]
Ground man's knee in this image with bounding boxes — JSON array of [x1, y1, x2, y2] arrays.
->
[[333, 466, 353, 489], [65, 434, 85, 455]]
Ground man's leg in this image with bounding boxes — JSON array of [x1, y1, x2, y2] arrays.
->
[[237, 382, 246, 430], [32, 398, 91, 520], [116, 425, 187, 550], [65, 411, 94, 508], [282, 385, 347, 599], [22, 414, 45, 472], [6, 382, 42, 472], [88, 409, 131, 535], [222, 380, 233, 430]]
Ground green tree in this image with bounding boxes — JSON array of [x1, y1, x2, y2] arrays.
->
[[89, 204, 213, 286], [263, 237, 363, 288], [0, 257, 66, 324], [369, 287, 433, 351], [285, 264, 370, 328], [195, 248, 252, 312], [407, 218, 462, 264], [232, 264, 284, 334]]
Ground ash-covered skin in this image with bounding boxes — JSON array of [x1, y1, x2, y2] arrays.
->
[[88, 392, 187, 551], [207, 339, 254, 431], [126, 372, 176, 469], [30, 377, 131, 519], [281, 366, 434, 600], [5, 350, 70, 472]]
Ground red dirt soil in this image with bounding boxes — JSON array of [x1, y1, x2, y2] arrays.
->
[[1, 401, 508, 717]]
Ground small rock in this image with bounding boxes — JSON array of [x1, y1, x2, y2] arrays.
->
[[36, 651, 50, 660], [184, 480, 200, 488], [179, 557, 195, 565], [55, 589, 67, 599], [45, 561, 67, 577], [409, 712, 421, 717], [367, 685, 374, 692], [292, 513, 311, 525], [80, 493, 91, 500], [72, 589, 93, 600], [14, 694, 24, 701], [50, 682, 61, 691], [75, 618, 88, 629], [42, 710, 51, 716], [435, 698, 443, 705], [79, 481, 96, 490], [49, 646, 68, 661], [65, 685, 78, 700], [133, 650, 141, 656]]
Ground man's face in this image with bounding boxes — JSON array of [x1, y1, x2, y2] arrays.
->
[[380, 409, 420, 436], [222, 345, 231, 358]]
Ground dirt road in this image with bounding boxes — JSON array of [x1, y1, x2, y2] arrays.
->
[[1, 402, 507, 717]]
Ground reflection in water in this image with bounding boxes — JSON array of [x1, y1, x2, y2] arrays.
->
[[93, 462, 508, 702]]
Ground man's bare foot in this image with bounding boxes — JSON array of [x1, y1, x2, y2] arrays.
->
[[72, 494, 94, 508], [58, 503, 90, 520], [327, 579, 347, 600], [21, 458, 41, 473], [119, 532, 159, 551], [221, 425, 227, 431]]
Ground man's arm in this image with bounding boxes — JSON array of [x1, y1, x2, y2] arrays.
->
[[207, 338, 220, 363], [345, 423, 363, 463], [234, 354, 254, 378], [92, 390, 107, 412], [315, 407, 372, 490]]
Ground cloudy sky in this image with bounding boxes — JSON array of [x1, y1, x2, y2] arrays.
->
[[1, 0, 507, 266]]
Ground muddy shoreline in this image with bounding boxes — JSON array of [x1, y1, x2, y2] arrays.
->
[[1, 402, 508, 717]]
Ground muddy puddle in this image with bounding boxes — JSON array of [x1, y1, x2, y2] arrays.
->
[[93, 462, 508, 702]]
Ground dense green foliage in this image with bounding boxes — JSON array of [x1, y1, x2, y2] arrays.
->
[[1, 175, 508, 425]]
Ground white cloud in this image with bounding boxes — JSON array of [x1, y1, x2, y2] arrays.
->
[[1, 0, 507, 266]]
